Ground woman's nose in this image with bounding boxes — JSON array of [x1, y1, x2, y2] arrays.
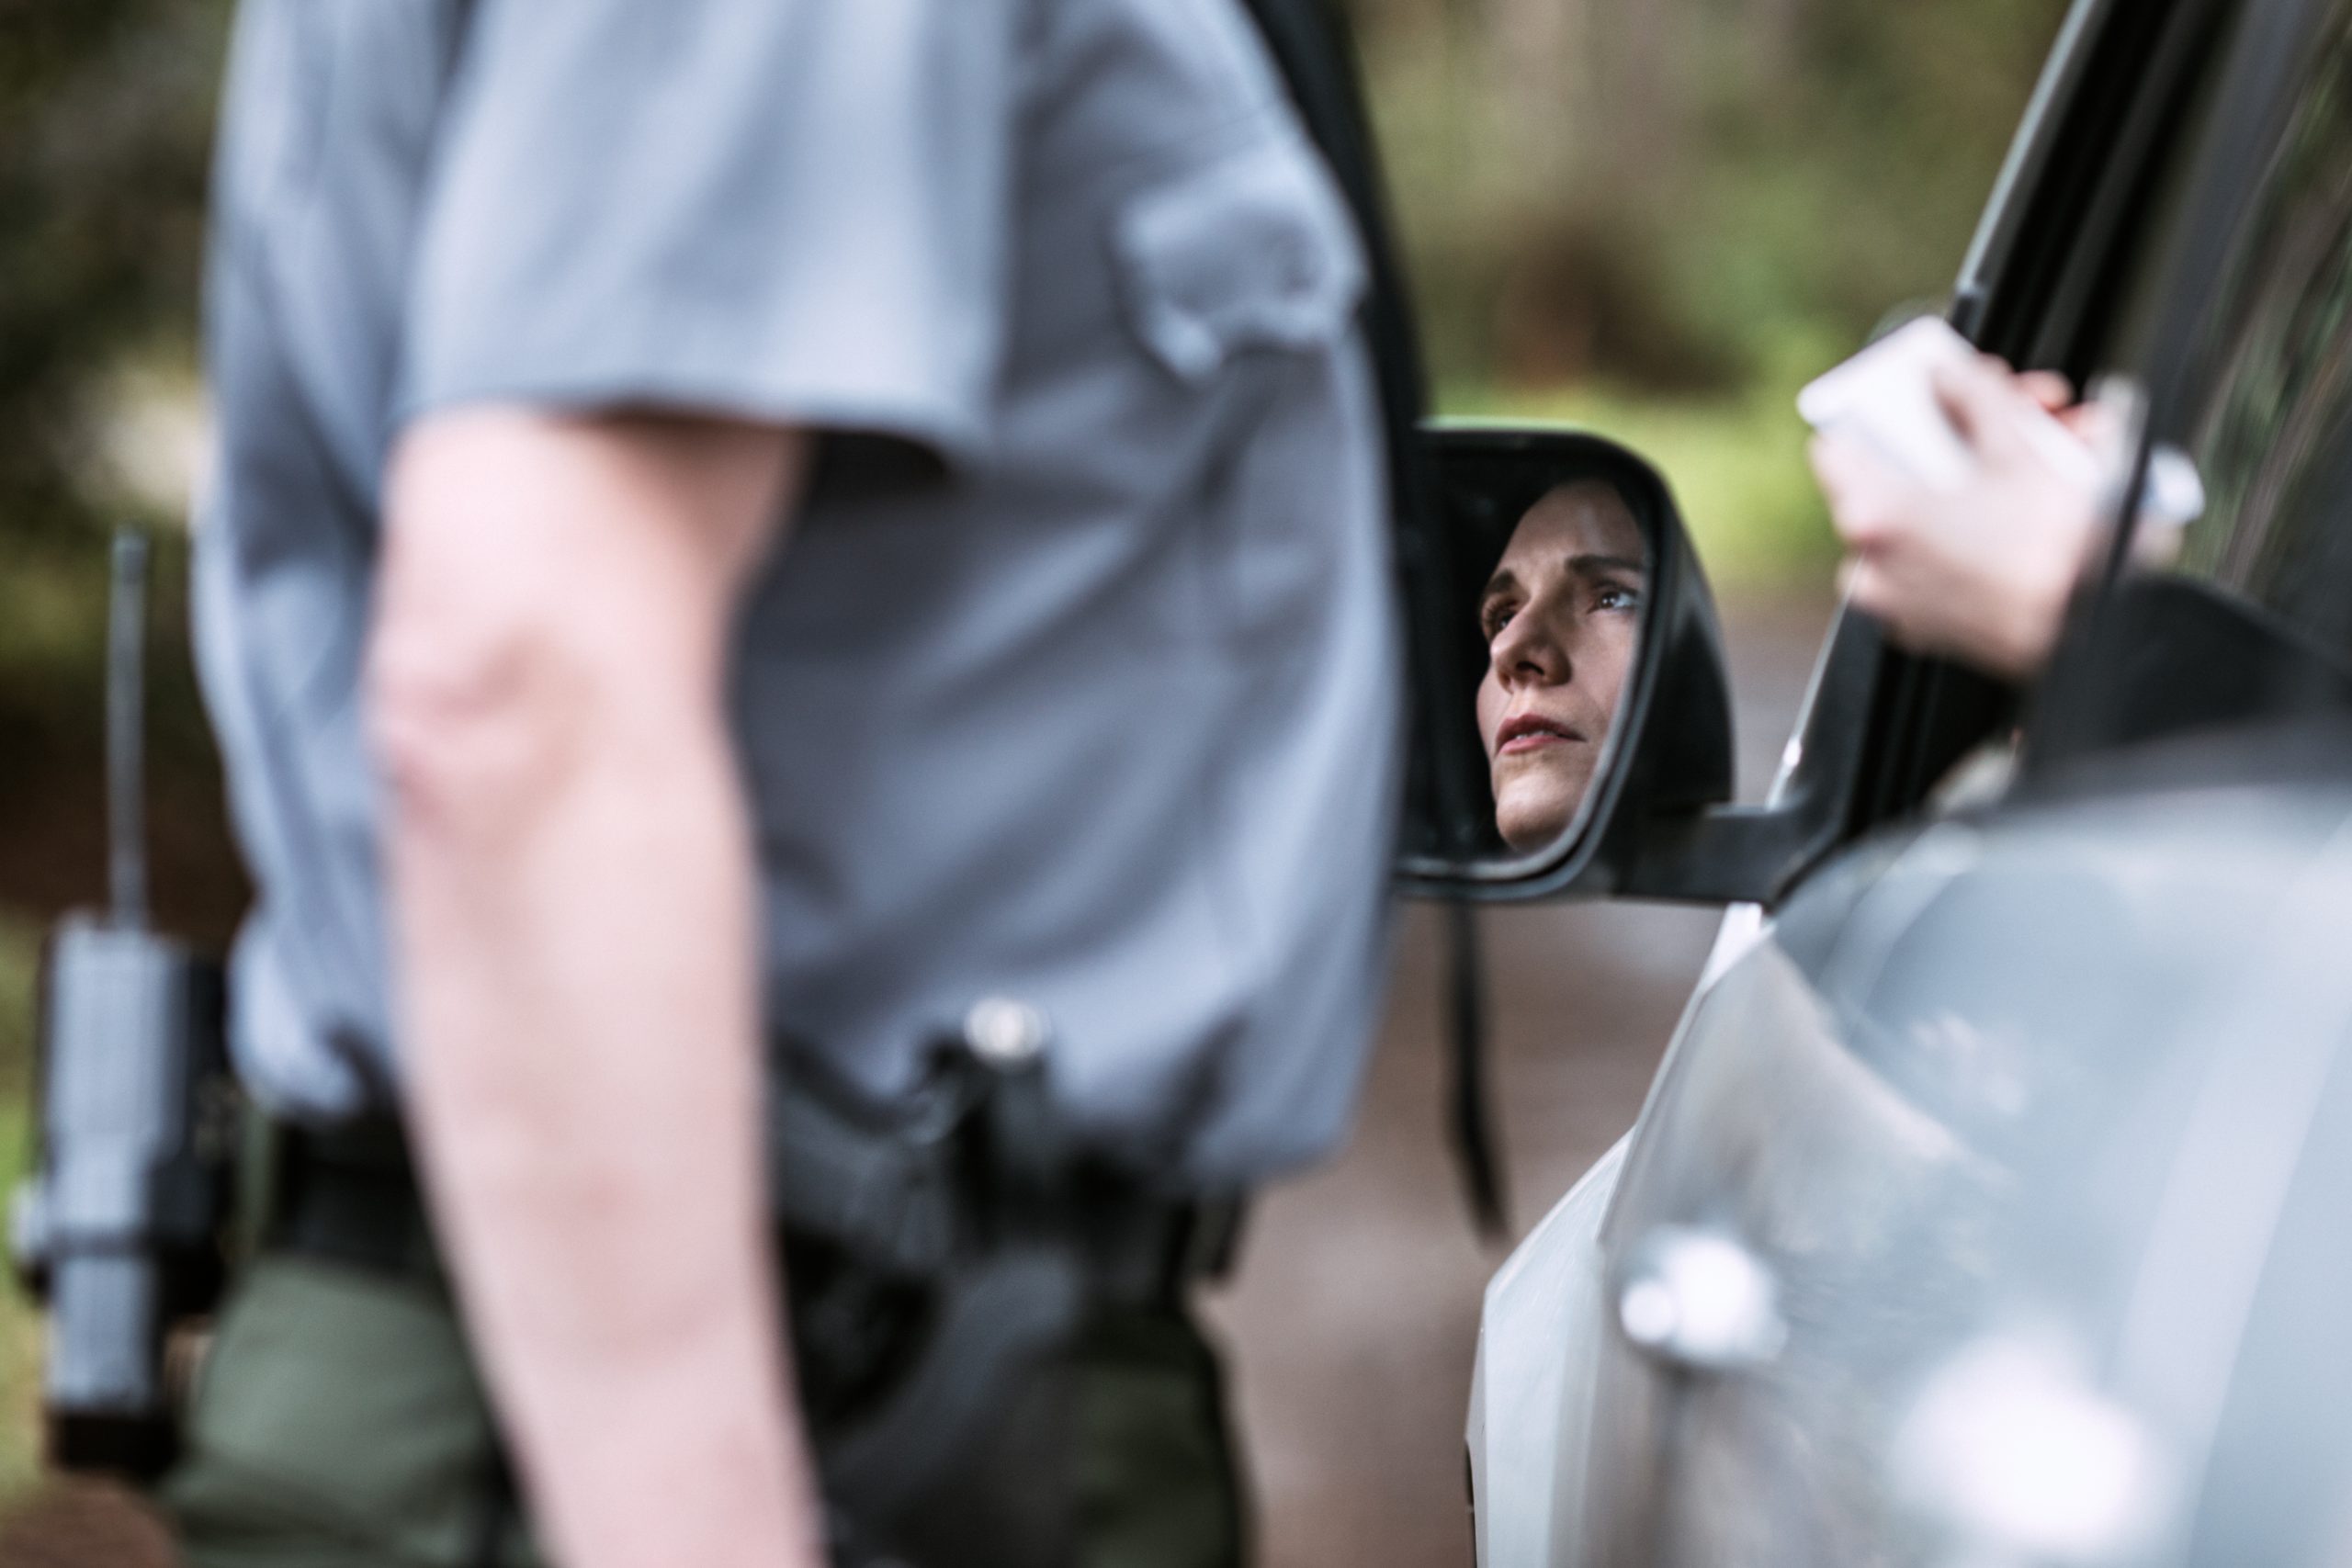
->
[[1493, 604, 1570, 685]]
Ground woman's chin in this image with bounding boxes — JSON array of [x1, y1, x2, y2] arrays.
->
[[1497, 799, 1578, 854], [1495, 761, 1597, 853]]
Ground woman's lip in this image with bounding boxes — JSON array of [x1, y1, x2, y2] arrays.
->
[[1498, 714, 1589, 753]]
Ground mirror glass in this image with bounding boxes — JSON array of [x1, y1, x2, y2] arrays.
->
[[1401, 428, 1663, 874]]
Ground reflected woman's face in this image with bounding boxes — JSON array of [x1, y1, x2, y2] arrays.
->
[[1476, 481, 1648, 852]]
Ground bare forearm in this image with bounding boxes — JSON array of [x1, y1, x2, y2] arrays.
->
[[395, 733, 813, 1568], [373, 410, 820, 1568]]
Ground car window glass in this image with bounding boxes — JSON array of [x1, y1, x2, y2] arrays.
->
[[2090, 6, 2352, 739]]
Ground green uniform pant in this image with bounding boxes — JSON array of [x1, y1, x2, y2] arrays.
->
[[161, 1255, 1247, 1568]]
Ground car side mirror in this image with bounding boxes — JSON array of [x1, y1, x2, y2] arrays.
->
[[1396, 423, 1884, 906]]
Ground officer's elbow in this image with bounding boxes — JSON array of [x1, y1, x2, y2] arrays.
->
[[370, 437, 635, 846], [366, 570, 599, 851], [368, 409, 762, 852]]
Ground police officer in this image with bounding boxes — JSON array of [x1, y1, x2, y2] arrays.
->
[[165, 1, 1399, 1564]]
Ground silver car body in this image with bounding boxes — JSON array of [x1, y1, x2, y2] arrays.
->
[[1478, 751, 2352, 1564]]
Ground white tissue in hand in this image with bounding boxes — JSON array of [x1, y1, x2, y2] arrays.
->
[[1801, 316, 2104, 494], [1801, 319, 2208, 529], [1799, 317, 1987, 489]]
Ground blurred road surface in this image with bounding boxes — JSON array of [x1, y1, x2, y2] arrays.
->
[[1206, 594, 1834, 1568]]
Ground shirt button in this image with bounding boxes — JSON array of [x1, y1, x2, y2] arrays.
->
[[965, 996, 1051, 1066]]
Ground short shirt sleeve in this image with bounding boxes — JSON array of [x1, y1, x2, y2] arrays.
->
[[399, 0, 1017, 467]]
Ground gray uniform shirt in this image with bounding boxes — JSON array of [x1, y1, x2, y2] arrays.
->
[[197, 0, 1399, 1185]]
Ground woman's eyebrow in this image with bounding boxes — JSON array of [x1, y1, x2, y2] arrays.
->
[[1566, 552, 1647, 578], [1481, 566, 1521, 600]]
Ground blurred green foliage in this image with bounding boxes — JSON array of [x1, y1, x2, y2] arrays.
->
[[0, 0, 243, 939], [2, 0, 224, 541], [0, 914, 38, 1499], [1358, 0, 2071, 394]]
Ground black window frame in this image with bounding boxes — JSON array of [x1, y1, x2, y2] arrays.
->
[[2022, 0, 2352, 773]]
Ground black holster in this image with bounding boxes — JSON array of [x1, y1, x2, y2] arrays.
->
[[768, 1034, 1238, 1568]]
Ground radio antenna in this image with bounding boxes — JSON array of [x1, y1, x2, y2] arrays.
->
[[105, 530, 150, 930]]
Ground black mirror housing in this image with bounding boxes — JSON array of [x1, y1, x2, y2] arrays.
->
[[1396, 423, 1736, 899]]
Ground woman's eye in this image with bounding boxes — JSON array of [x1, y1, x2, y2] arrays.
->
[[1594, 584, 1643, 613], [1481, 604, 1518, 639]]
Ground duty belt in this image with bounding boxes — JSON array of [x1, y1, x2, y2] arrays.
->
[[265, 1037, 1242, 1306], [260, 1017, 1243, 1568]]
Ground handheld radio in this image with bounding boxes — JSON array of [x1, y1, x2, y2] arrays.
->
[[12, 531, 235, 1478]]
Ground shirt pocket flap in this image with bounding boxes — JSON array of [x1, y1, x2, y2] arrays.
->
[[1113, 132, 1369, 385]]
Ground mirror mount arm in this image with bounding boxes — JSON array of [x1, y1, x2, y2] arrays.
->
[[1620, 606, 1884, 908]]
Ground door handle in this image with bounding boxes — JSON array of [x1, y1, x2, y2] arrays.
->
[[1614, 1225, 1788, 1372]]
